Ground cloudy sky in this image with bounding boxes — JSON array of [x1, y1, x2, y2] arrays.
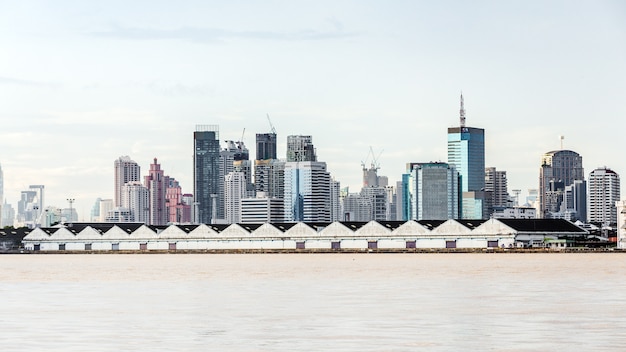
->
[[1, 0, 625, 219]]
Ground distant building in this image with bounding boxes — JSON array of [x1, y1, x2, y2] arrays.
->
[[409, 162, 460, 220], [193, 125, 220, 224], [240, 192, 284, 223], [485, 167, 509, 216], [166, 180, 192, 224], [492, 206, 536, 219], [144, 158, 168, 225], [588, 167, 620, 225], [99, 199, 113, 222], [121, 181, 149, 223], [286, 135, 316, 162], [539, 149, 584, 218], [1, 200, 14, 228], [447, 94, 485, 219], [114, 156, 140, 208], [224, 172, 246, 224], [284, 161, 331, 222], [256, 133, 277, 160]]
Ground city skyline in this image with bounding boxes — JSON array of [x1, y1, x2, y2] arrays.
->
[[1, 1, 625, 217]]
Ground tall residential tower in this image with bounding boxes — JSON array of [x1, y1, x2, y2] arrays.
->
[[193, 125, 220, 224]]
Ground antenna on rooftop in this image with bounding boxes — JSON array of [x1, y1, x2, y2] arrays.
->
[[460, 92, 466, 127], [559, 135, 564, 150]]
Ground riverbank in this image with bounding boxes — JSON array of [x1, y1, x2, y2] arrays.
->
[[2, 247, 622, 254]]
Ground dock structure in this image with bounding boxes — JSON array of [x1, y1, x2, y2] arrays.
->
[[21, 219, 589, 252]]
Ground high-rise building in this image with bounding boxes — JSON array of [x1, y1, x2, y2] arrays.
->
[[217, 140, 250, 221], [330, 179, 341, 222], [224, 172, 246, 224], [144, 158, 169, 225], [561, 180, 587, 221], [286, 135, 316, 162], [539, 150, 584, 218], [114, 156, 141, 208], [256, 133, 277, 160], [193, 125, 220, 224], [485, 167, 509, 216], [1, 200, 14, 228], [588, 167, 620, 225], [166, 178, 192, 224], [254, 131, 279, 198], [121, 181, 150, 223], [409, 162, 460, 220], [99, 199, 113, 222], [447, 94, 485, 219], [284, 161, 331, 222]]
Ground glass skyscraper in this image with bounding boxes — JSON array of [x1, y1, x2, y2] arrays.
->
[[447, 95, 485, 219], [193, 125, 220, 224]]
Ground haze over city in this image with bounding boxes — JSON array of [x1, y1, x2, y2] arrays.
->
[[1, 0, 625, 218]]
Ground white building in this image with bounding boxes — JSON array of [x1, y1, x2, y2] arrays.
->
[[492, 207, 536, 219], [121, 182, 149, 223], [21, 218, 588, 252], [588, 167, 620, 225], [240, 192, 284, 223], [284, 161, 331, 222], [225, 172, 246, 224], [114, 156, 141, 208]]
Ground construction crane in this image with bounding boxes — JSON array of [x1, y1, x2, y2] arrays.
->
[[266, 113, 276, 134]]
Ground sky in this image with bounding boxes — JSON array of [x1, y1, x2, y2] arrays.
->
[[1, 0, 625, 220]]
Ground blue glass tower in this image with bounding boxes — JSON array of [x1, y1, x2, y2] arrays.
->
[[447, 94, 485, 219]]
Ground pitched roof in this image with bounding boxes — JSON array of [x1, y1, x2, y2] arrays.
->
[[498, 219, 587, 234]]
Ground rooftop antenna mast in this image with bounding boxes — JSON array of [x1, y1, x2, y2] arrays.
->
[[460, 92, 466, 127], [559, 135, 564, 150]]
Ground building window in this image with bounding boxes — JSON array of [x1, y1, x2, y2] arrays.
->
[[296, 242, 305, 249], [140, 243, 148, 250], [59, 244, 66, 251], [112, 243, 120, 251], [446, 240, 457, 249], [406, 241, 416, 249], [331, 241, 341, 250], [85, 243, 92, 251], [33, 244, 40, 251], [368, 241, 378, 249], [487, 240, 499, 248], [169, 243, 176, 250]]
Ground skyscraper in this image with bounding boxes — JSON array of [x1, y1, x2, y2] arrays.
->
[[409, 162, 460, 220], [121, 181, 150, 223], [485, 167, 509, 216], [114, 156, 141, 208], [539, 150, 584, 218], [218, 140, 251, 221], [447, 94, 485, 219], [284, 161, 331, 222], [224, 171, 246, 224], [193, 125, 220, 224], [144, 158, 168, 225], [256, 133, 277, 160], [286, 135, 316, 162], [588, 167, 620, 225]]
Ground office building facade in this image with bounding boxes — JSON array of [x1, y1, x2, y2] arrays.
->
[[193, 125, 220, 224], [447, 95, 485, 219], [539, 150, 584, 218]]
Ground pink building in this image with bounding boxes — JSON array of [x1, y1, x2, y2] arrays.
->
[[144, 158, 169, 225], [166, 179, 192, 223]]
